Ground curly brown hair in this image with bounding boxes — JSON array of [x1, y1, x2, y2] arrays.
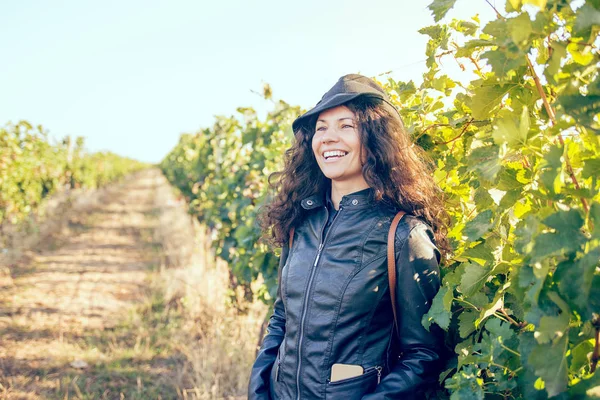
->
[[259, 95, 452, 261]]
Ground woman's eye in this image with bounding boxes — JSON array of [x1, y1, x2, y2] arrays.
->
[[342, 124, 354, 129], [316, 126, 326, 132]]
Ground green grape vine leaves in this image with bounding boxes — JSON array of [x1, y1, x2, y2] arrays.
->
[[161, 0, 600, 397]]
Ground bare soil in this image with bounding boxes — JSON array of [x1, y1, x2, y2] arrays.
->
[[0, 169, 180, 399]]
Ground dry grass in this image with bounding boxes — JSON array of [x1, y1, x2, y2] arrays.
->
[[0, 169, 267, 399], [0, 181, 113, 270], [151, 174, 267, 399]]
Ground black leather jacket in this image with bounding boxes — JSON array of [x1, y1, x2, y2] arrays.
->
[[248, 189, 442, 399]]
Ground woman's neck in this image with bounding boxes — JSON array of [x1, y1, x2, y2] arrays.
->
[[330, 181, 371, 210]]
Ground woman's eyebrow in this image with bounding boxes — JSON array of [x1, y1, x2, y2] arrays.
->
[[316, 117, 355, 123]]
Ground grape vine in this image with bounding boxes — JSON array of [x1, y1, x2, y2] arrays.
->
[[1, 120, 146, 227]]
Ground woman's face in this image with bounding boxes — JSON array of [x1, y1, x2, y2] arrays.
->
[[312, 105, 367, 190]]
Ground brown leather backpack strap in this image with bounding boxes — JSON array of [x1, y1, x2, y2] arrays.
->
[[288, 227, 295, 250], [387, 211, 406, 337]]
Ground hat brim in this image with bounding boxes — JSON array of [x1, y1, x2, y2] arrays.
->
[[292, 93, 383, 132]]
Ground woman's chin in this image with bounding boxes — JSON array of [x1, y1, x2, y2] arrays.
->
[[321, 171, 344, 181]]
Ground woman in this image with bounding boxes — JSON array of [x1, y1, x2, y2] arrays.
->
[[249, 74, 450, 399]]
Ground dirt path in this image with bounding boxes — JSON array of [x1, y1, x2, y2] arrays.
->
[[0, 169, 179, 399]]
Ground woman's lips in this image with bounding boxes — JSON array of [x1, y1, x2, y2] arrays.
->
[[323, 153, 348, 163]]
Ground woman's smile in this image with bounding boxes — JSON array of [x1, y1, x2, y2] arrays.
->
[[322, 149, 348, 163]]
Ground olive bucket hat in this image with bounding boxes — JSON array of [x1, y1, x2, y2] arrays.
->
[[292, 73, 399, 132]]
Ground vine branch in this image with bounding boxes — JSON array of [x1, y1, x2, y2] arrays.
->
[[498, 339, 521, 358], [499, 307, 527, 329], [468, 56, 483, 74], [435, 118, 474, 145], [592, 314, 600, 373], [485, 0, 505, 19], [525, 55, 590, 213]]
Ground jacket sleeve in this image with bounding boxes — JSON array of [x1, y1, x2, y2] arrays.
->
[[362, 221, 443, 400], [248, 243, 289, 400]]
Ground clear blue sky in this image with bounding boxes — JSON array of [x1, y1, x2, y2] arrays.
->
[[0, 1, 496, 164]]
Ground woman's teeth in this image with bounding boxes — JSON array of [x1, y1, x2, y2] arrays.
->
[[324, 150, 347, 160]]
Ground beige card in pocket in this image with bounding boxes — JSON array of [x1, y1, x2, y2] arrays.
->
[[330, 363, 364, 382]]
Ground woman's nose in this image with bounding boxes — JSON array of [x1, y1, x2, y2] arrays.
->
[[321, 128, 340, 143]]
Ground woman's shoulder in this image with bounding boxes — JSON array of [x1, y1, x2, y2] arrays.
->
[[391, 213, 441, 270], [387, 211, 436, 248], [381, 206, 430, 231]]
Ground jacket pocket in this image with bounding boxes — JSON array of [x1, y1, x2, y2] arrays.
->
[[269, 345, 283, 399], [325, 366, 381, 400]]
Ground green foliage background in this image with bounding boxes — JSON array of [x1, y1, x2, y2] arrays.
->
[[161, 0, 600, 397], [0, 120, 146, 226]]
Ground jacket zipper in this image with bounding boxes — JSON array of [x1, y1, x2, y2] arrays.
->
[[296, 205, 343, 400]]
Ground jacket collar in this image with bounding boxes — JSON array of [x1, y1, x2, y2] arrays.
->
[[300, 187, 374, 210]]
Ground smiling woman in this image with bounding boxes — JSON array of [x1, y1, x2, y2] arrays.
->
[[249, 74, 451, 400]]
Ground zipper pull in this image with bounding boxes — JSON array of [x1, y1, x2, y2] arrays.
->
[[376, 366, 382, 384], [313, 243, 325, 267]]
